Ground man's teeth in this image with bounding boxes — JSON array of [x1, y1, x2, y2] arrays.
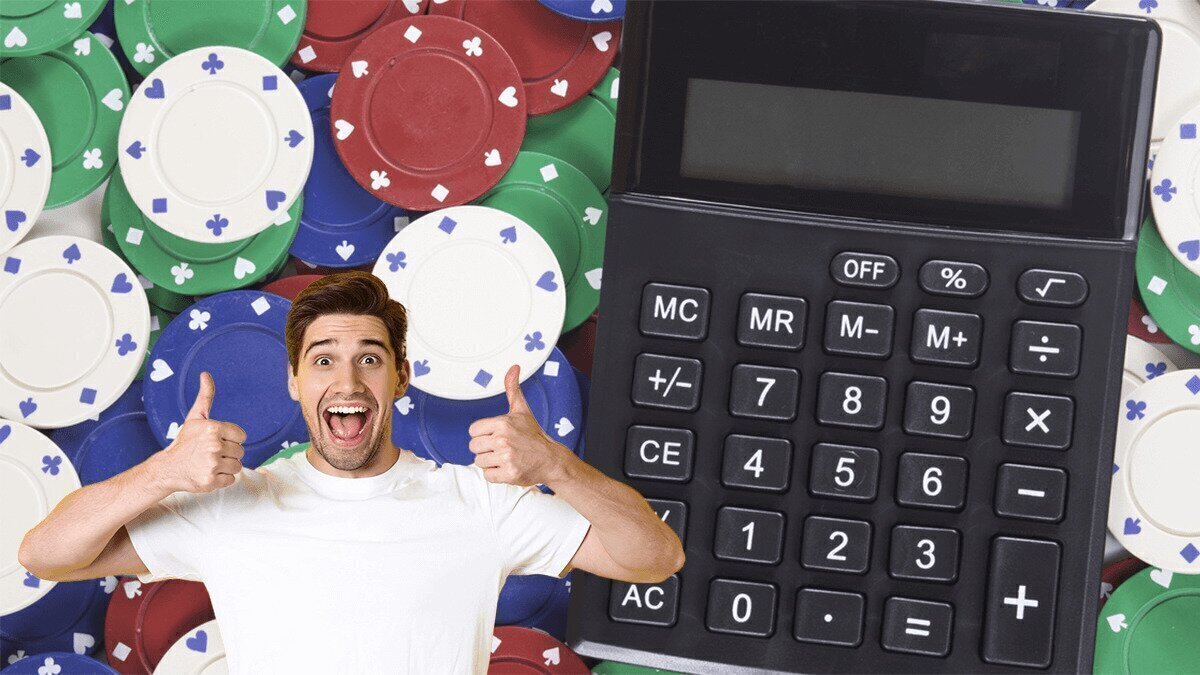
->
[[327, 406, 368, 414]]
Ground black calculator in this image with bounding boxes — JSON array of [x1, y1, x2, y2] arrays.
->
[[567, 1, 1159, 673]]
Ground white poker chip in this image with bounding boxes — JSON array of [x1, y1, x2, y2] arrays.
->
[[153, 619, 227, 675], [0, 83, 52, 255], [1109, 368, 1200, 573], [0, 419, 81, 615], [0, 236, 151, 428], [371, 205, 566, 401], [1087, 0, 1200, 152], [1149, 102, 1200, 275], [1122, 335, 1177, 401], [118, 46, 313, 244]]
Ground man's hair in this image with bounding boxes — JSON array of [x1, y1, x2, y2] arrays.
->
[[284, 271, 408, 374]]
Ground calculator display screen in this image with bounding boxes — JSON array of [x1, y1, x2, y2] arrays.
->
[[626, 1, 1156, 240]]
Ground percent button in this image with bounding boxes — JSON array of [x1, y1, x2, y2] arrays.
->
[[919, 260, 989, 298]]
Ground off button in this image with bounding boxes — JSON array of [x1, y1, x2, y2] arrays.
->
[[831, 252, 899, 289]]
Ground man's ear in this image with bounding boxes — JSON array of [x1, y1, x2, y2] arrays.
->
[[394, 359, 411, 399], [287, 364, 299, 402]]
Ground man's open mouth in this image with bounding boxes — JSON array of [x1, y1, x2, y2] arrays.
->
[[321, 403, 375, 447]]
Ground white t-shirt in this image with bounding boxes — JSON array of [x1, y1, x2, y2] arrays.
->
[[125, 449, 592, 674]]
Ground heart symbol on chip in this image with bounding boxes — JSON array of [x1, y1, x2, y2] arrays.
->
[[74, 632, 95, 653], [591, 0, 613, 12], [1177, 239, 1200, 262], [265, 190, 286, 210], [610, 77, 619, 100], [73, 37, 90, 56], [21, 148, 40, 167], [150, 359, 174, 382], [143, 78, 165, 99], [166, 422, 181, 439], [582, 207, 602, 225], [550, 79, 569, 98], [351, 60, 369, 78], [186, 630, 208, 653], [125, 141, 145, 159], [100, 88, 124, 111], [497, 86, 519, 108], [4, 27, 28, 49], [111, 273, 134, 294], [334, 119, 354, 140], [1150, 568, 1173, 588], [592, 31, 612, 52], [484, 149, 501, 166], [336, 241, 355, 261], [4, 210, 26, 232], [233, 257, 256, 279], [63, 2, 83, 18], [536, 271, 559, 292], [585, 268, 602, 290], [0, 425, 8, 445]]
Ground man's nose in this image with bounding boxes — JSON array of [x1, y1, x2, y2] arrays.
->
[[329, 362, 368, 395]]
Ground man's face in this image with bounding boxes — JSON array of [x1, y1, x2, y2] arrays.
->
[[288, 313, 409, 472]]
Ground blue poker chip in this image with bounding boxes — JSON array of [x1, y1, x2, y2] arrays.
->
[[538, 0, 625, 21], [538, 367, 589, 496], [143, 291, 308, 469], [0, 578, 114, 664], [51, 380, 161, 486], [391, 348, 582, 466], [0, 652, 117, 674], [1019, 0, 1093, 8], [292, 73, 408, 268], [498, 572, 572, 641]]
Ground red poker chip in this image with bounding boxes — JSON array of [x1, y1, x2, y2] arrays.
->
[[559, 310, 597, 378], [430, 0, 621, 115], [290, 0, 428, 72], [1099, 556, 1149, 610], [331, 15, 526, 210], [263, 274, 326, 300], [1128, 297, 1172, 344], [489, 626, 590, 674], [103, 578, 215, 674]]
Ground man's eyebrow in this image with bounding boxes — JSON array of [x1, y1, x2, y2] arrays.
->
[[303, 337, 393, 358]]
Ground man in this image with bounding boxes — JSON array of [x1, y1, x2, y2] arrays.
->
[[18, 272, 685, 674]]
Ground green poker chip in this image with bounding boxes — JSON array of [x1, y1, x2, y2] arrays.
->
[[524, 93, 615, 194], [106, 169, 301, 295], [1094, 566, 1200, 674], [593, 67, 619, 117], [262, 440, 309, 466], [1136, 215, 1200, 354], [0, 0, 105, 57], [100, 177, 195, 313], [591, 661, 683, 675], [1, 31, 128, 208], [114, 0, 308, 76], [475, 151, 607, 333]]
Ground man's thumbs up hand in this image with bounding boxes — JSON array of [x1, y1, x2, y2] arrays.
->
[[152, 372, 248, 494], [467, 365, 574, 487]]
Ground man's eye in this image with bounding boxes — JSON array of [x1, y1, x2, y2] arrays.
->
[[316, 357, 331, 366], [362, 355, 378, 365]]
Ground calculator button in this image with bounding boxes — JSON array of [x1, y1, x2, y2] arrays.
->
[[714, 507, 786, 564], [816, 372, 888, 429], [631, 353, 703, 411], [647, 498, 688, 546], [801, 516, 872, 574], [830, 251, 900, 289], [918, 260, 988, 298], [793, 588, 865, 647], [909, 309, 982, 368], [610, 575, 680, 627], [994, 464, 1067, 522], [903, 381, 975, 439], [808, 443, 879, 502], [1009, 320, 1082, 378], [881, 597, 954, 657], [624, 426, 694, 482], [889, 525, 960, 583], [707, 579, 777, 637], [729, 364, 801, 421], [722, 435, 793, 493], [823, 301, 894, 358], [896, 453, 968, 511], [982, 537, 1061, 668], [1017, 269, 1089, 307], [639, 283, 711, 341], [737, 293, 807, 350], [1002, 392, 1074, 449]]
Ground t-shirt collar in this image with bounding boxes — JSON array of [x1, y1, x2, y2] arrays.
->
[[292, 446, 427, 500]]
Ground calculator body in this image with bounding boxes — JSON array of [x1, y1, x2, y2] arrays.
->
[[567, 1, 1159, 673]]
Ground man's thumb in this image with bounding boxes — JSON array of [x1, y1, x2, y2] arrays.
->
[[186, 372, 216, 421], [505, 364, 532, 415]]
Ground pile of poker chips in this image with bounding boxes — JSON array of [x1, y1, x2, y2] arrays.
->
[[0, 0, 620, 671]]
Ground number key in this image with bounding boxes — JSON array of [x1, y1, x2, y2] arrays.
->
[[904, 381, 975, 439], [889, 525, 960, 583], [817, 372, 888, 429], [714, 507, 786, 565], [722, 435, 793, 492], [801, 516, 872, 574], [896, 453, 968, 511], [729, 364, 801, 421], [808, 443, 880, 502]]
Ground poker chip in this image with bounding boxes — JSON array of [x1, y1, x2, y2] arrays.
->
[[0, 577, 113, 663], [50, 380, 161, 486], [1122, 335, 1176, 401], [107, 169, 302, 294], [261, 273, 323, 300], [261, 440, 309, 466], [500, 572, 571, 641], [0, 420, 81, 615], [574, 367, 589, 462], [559, 310, 597, 379], [0, 653, 117, 674], [117, 46, 313, 243], [371, 206, 566, 401], [1149, 103, 1200, 276], [1099, 556, 1148, 610], [431, 0, 621, 116], [1137, 215, 1200, 354], [475, 152, 606, 332], [1129, 296, 1171, 344], [113, 0, 307, 77], [294, 73, 408, 268], [1022, 0, 1092, 8], [1, 32, 128, 209], [0, 0, 104, 57], [153, 619, 226, 674], [538, 0, 626, 22], [591, 662, 683, 675], [392, 347, 583, 464], [1095, 566, 1200, 674], [290, 0, 428, 72], [593, 67, 619, 117], [330, 15, 527, 211], [290, 256, 373, 276], [104, 578, 215, 674], [100, 189, 194, 314], [523, 91, 616, 194], [143, 290, 308, 468], [489, 626, 588, 674], [1087, 0, 1200, 151], [1109, 369, 1200, 573], [0, 84, 51, 254], [0, 236, 151, 428]]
